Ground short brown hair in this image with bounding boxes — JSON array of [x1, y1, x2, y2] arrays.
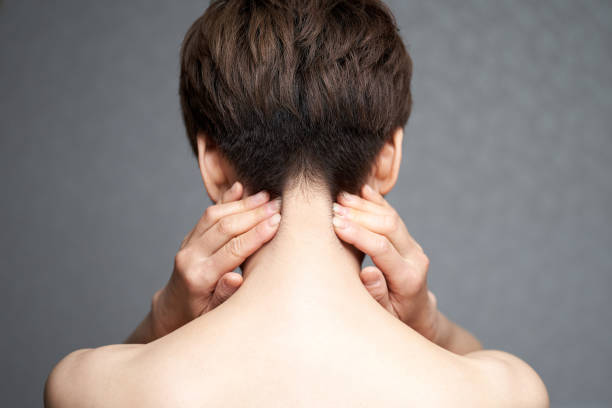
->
[[179, 0, 412, 199]]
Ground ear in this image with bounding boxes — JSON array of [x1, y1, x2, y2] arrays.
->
[[196, 132, 237, 203], [366, 127, 403, 196]]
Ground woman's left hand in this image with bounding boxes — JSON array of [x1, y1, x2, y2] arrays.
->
[[332, 184, 440, 343]]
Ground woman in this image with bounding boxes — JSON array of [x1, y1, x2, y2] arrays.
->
[[44, 0, 549, 406]]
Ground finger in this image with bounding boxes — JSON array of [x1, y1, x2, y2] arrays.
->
[[184, 182, 244, 246], [207, 213, 281, 278], [360, 265, 385, 286], [208, 272, 243, 310], [190, 189, 272, 240], [360, 184, 390, 207], [333, 203, 420, 256], [220, 181, 243, 204], [360, 266, 394, 313], [332, 214, 421, 295], [336, 190, 388, 216], [196, 196, 281, 255]]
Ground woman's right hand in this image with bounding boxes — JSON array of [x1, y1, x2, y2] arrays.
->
[[146, 181, 282, 341]]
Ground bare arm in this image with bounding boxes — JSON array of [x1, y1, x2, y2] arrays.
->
[[431, 308, 482, 355], [128, 181, 482, 353], [44, 345, 140, 408], [333, 184, 482, 354], [125, 308, 157, 344], [125, 182, 282, 344], [465, 349, 550, 407]]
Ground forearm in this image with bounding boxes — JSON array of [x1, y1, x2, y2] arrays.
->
[[124, 309, 156, 344], [433, 310, 483, 355]]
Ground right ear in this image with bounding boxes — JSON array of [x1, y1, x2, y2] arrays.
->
[[196, 132, 238, 203], [365, 127, 403, 196]]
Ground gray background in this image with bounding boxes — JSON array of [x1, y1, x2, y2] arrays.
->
[[1, 0, 611, 406]]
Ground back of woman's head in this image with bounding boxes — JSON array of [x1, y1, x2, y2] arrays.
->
[[179, 0, 412, 200]]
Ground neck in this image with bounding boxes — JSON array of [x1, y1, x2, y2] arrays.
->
[[238, 183, 367, 302]]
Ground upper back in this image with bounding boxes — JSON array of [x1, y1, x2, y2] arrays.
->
[[114, 299, 485, 408]]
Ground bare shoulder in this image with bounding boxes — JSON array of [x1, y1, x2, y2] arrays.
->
[[44, 343, 143, 408], [462, 349, 550, 408]]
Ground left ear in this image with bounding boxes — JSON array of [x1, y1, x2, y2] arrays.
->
[[366, 127, 403, 196], [196, 131, 238, 203]]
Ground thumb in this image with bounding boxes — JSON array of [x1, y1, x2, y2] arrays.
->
[[360, 266, 394, 315], [208, 272, 243, 310]]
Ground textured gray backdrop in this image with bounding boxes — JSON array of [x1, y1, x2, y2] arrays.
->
[[1, 1, 611, 407]]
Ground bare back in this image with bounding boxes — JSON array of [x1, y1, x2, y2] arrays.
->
[[85, 284, 489, 407]]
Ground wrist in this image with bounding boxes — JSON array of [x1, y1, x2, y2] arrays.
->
[[430, 309, 446, 346], [124, 304, 157, 344], [420, 291, 444, 345], [149, 288, 171, 340]]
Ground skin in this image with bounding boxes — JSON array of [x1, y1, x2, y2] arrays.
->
[[124, 184, 282, 343], [126, 128, 481, 354], [45, 128, 549, 407]]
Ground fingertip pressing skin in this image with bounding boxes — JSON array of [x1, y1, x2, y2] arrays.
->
[[224, 272, 243, 287], [360, 267, 382, 286], [332, 202, 348, 216], [268, 212, 281, 227], [332, 215, 347, 229], [361, 183, 376, 199], [361, 183, 387, 206], [336, 190, 387, 215]]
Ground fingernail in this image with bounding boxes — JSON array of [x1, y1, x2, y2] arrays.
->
[[268, 213, 281, 226], [250, 190, 269, 204], [364, 184, 374, 194], [332, 215, 346, 229], [226, 273, 241, 287], [340, 191, 353, 202], [267, 197, 282, 213], [231, 181, 240, 192], [332, 202, 347, 216]]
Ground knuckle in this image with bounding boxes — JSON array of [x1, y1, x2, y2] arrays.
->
[[428, 291, 438, 309], [203, 206, 219, 223], [258, 202, 274, 218], [402, 275, 423, 297], [400, 259, 423, 287], [239, 197, 250, 210], [381, 212, 398, 233], [182, 267, 201, 293], [215, 278, 228, 295], [226, 237, 244, 259], [217, 279, 233, 298], [217, 216, 236, 236], [410, 249, 430, 274], [374, 237, 391, 256], [420, 251, 430, 269], [405, 250, 429, 274], [174, 248, 191, 273], [373, 289, 386, 302], [391, 210, 401, 229], [177, 256, 216, 293], [255, 219, 272, 238]]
